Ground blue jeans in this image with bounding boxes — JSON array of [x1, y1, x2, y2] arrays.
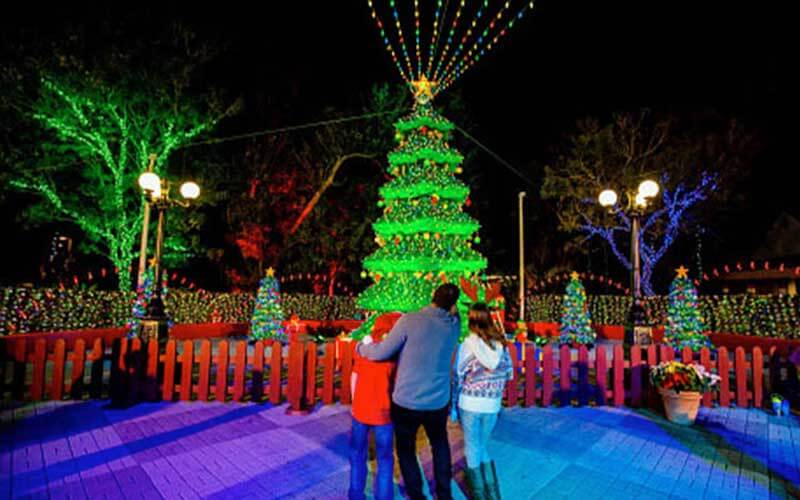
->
[[460, 409, 499, 469], [349, 418, 394, 500]]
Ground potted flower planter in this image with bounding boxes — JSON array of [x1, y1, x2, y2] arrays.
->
[[659, 389, 702, 425], [650, 360, 720, 426]]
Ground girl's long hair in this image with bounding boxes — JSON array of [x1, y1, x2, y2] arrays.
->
[[468, 302, 506, 348]]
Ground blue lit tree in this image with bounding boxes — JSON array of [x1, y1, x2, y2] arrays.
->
[[542, 110, 754, 295], [580, 173, 715, 296]]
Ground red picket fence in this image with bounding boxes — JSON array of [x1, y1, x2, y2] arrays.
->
[[503, 343, 770, 410], [0, 337, 779, 411]]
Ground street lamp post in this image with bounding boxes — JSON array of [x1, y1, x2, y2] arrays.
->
[[518, 191, 526, 323], [598, 179, 659, 345], [136, 154, 157, 288], [137, 172, 200, 343]]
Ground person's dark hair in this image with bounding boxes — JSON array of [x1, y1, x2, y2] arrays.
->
[[468, 302, 506, 347], [432, 283, 460, 311]]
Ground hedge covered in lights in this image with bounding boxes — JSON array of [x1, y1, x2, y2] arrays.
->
[[526, 294, 800, 339], [0, 288, 360, 335], [1, 287, 798, 339]]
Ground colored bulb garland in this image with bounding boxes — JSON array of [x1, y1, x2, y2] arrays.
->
[[1, 284, 799, 341], [0, 288, 362, 335], [366, 1, 536, 99]]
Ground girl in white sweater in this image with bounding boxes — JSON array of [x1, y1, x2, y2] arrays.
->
[[453, 302, 513, 500]]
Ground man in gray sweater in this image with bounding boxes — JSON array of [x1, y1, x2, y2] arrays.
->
[[357, 284, 460, 500]]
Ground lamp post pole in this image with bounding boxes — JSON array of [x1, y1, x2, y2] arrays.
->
[[136, 154, 157, 288], [137, 172, 200, 343], [625, 211, 648, 345], [599, 180, 659, 345], [631, 212, 642, 300], [146, 203, 167, 318], [518, 191, 526, 323], [141, 197, 168, 343]]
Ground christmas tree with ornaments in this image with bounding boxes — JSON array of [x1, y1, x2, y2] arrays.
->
[[250, 267, 287, 341], [664, 266, 712, 352], [358, 77, 487, 314], [559, 272, 596, 346]]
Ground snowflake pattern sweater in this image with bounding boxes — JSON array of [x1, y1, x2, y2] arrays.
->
[[454, 333, 513, 413]]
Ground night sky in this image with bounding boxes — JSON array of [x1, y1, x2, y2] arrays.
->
[[1, 1, 791, 289]]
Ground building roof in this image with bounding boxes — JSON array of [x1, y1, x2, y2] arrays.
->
[[754, 212, 800, 260]]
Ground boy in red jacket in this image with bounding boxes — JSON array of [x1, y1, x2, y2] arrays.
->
[[349, 312, 401, 500]]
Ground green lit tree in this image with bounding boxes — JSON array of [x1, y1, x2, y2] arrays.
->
[[664, 266, 711, 351], [358, 87, 486, 316], [2, 23, 240, 290], [559, 272, 595, 345], [250, 268, 286, 341]]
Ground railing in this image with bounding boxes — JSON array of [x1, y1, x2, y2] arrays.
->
[[0, 337, 783, 411], [504, 343, 768, 409]]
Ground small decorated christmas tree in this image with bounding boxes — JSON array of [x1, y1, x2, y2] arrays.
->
[[127, 266, 169, 337], [250, 268, 286, 341], [559, 272, 595, 345], [664, 266, 711, 352]]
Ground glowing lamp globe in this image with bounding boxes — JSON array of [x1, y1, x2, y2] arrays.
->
[[180, 182, 200, 200], [638, 179, 659, 198], [598, 189, 618, 207], [138, 172, 161, 193], [635, 192, 647, 207]]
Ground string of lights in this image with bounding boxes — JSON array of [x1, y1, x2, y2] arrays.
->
[[440, 2, 536, 92], [530, 271, 629, 295], [435, 0, 489, 84], [20, 108, 529, 188], [431, 0, 468, 82], [437, 0, 497, 84], [426, 0, 447, 77], [449, 121, 534, 186], [181, 108, 408, 148], [390, 0, 417, 79], [367, 0, 411, 82], [366, 1, 535, 98], [414, 0, 422, 73]]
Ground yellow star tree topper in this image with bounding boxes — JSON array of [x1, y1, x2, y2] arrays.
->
[[411, 75, 437, 105]]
